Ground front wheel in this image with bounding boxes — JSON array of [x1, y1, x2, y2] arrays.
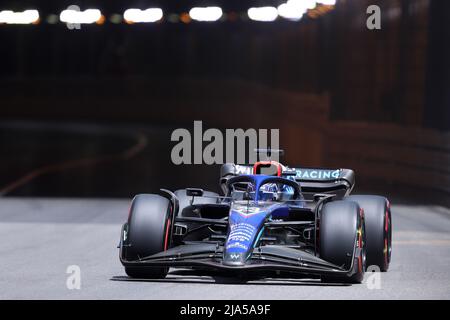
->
[[346, 195, 392, 272], [319, 200, 366, 284], [121, 194, 173, 279]]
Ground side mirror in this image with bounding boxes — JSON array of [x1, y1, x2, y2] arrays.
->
[[186, 188, 204, 197]]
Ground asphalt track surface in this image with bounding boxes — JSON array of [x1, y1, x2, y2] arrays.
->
[[1, 198, 450, 299]]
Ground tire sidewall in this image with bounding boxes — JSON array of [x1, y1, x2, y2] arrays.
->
[[320, 200, 364, 282], [346, 195, 391, 272], [126, 194, 172, 261]]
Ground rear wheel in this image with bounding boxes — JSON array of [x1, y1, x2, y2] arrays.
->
[[346, 195, 392, 271], [319, 200, 366, 284], [122, 194, 172, 279]]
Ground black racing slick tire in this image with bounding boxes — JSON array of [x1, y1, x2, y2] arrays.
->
[[122, 194, 172, 279], [346, 195, 392, 272], [319, 200, 366, 284]]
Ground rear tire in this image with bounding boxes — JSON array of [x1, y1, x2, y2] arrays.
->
[[346, 195, 392, 272], [320, 200, 366, 284], [122, 194, 172, 279]]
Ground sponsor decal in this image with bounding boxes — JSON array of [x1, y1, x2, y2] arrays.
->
[[226, 222, 257, 251], [232, 205, 263, 216], [295, 169, 340, 180], [225, 203, 274, 258], [228, 223, 255, 241], [234, 165, 253, 175], [226, 242, 248, 250]]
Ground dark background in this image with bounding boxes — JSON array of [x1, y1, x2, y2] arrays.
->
[[0, 0, 449, 205]]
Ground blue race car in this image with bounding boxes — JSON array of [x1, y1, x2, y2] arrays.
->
[[119, 160, 392, 283]]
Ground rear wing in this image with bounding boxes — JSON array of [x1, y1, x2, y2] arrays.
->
[[290, 167, 355, 198], [220, 164, 355, 198]]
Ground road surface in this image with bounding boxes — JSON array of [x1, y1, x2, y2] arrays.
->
[[0, 197, 449, 299]]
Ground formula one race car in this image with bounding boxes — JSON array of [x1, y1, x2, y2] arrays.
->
[[119, 159, 392, 283]]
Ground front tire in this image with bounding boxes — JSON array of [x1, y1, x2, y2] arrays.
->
[[122, 194, 172, 279], [319, 200, 366, 284], [346, 195, 392, 272]]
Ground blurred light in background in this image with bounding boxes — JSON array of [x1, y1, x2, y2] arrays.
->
[[317, 0, 336, 5], [46, 14, 59, 24], [189, 6, 223, 22], [59, 8, 102, 24], [247, 7, 278, 22], [0, 2, 337, 27], [303, 0, 318, 9], [277, 1, 306, 21], [167, 13, 179, 23], [0, 10, 39, 24], [123, 8, 163, 23], [180, 12, 191, 23], [109, 14, 122, 24]]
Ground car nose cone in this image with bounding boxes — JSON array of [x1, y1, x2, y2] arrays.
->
[[222, 252, 246, 266]]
